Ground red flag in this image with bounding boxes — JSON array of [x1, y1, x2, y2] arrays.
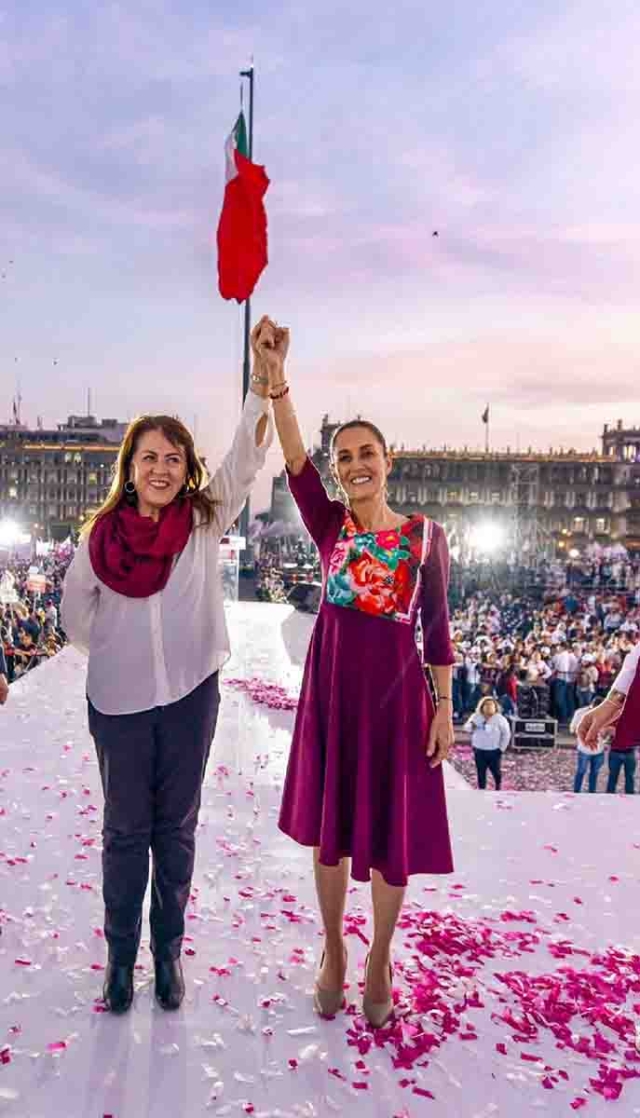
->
[[217, 113, 269, 303]]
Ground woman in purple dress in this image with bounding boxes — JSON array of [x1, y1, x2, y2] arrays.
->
[[254, 318, 455, 1028]]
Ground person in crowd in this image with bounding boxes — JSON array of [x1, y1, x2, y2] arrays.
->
[[496, 655, 518, 716], [594, 648, 616, 698], [62, 331, 273, 1015], [575, 662, 596, 709], [571, 697, 607, 793], [14, 629, 37, 674], [551, 641, 579, 724], [0, 642, 8, 705], [579, 642, 639, 794], [258, 317, 454, 1029], [1, 622, 15, 684], [464, 697, 511, 790], [465, 649, 482, 710], [451, 648, 467, 721], [24, 609, 42, 644]]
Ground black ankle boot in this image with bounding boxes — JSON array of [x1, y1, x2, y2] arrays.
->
[[154, 957, 185, 1010], [103, 959, 134, 1014]]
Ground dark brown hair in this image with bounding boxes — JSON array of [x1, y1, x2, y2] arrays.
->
[[330, 419, 388, 460], [83, 415, 218, 535]]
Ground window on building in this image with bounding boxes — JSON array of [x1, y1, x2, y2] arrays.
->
[[447, 490, 460, 503], [595, 518, 607, 533], [573, 517, 585, 532], [8, 486, 17, 499], [64, 452, 72, 463], [491, 491, 501, 503]]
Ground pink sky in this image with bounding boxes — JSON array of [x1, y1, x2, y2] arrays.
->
[[1, 0, 639, 512]]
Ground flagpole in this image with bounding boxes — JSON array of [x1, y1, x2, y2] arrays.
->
[[485, 411, 489, 454], [239, 64, 255, 558]]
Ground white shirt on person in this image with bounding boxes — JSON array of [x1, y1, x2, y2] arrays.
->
[[464, 712, 511, 752], [61, 392, 273, 716], [612, 642, 640, 697], [552, 650, 578, 682]]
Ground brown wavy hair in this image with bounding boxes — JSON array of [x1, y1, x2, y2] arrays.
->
[[82, 415, 218, 536]]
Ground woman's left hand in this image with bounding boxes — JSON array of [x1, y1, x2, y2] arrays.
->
[[426, 702, 455, 768]]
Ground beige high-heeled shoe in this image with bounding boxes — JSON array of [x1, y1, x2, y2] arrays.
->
[[313, 945, 347, 1017], [362, 953, 394, 1028]]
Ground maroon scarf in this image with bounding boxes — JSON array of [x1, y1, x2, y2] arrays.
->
[[89, 499, 193, 598], [613, 663, 640, 751]]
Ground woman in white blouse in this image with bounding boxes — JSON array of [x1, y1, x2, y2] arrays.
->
[[62, 329, 273, 1014]]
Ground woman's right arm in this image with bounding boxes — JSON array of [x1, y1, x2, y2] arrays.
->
[[253, 317, 343, 547], [252, 318, 306, 475], [61, 538, 99, 656]]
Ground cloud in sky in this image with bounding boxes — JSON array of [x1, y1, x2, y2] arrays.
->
[[0, 0, 639, 511]]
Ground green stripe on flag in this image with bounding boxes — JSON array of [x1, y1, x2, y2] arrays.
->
[[234, 112, 248, 158]]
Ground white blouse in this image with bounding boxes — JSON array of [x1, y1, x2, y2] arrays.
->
[[61, 392, 272, 716], [613, 642, 640, 696]]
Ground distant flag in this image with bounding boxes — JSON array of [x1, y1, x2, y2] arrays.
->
[[481, 405, 490, 424], [216, 112, 269, 304]]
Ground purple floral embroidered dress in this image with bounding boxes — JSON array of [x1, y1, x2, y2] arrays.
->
[[278, 459, 455, 886]]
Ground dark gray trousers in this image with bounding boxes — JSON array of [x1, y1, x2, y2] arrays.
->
[[88, 673, 220, 964]]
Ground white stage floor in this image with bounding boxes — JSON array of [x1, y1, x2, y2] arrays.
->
[[0, 603, 638, 1117]]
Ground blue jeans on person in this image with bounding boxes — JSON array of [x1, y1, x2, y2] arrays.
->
[[499, 694, 515, 717], [554, 680, 575, 723], [606, 749, 637, 794], [576, 688, 595, 709], [573, 751, 605, 793]]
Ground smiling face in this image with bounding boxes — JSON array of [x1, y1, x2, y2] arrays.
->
[[129, 429, 188, 518], [331, 425, 391, 506]]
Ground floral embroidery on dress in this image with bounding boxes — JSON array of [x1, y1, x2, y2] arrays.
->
[[325, 512, 432, 623]]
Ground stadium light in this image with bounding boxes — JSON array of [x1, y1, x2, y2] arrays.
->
[[568, 548, 580, 559], [0, 519, 31, 547], [470, 522, 506, 555]]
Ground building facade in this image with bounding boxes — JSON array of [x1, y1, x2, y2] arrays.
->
[[0, 415, 125, 539], [270, 415, 640, 557]]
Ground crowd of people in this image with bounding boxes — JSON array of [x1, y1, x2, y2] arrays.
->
[[445, 566, 640, 794], [448, 574, 640, 725], [0, 555, 71, 683]]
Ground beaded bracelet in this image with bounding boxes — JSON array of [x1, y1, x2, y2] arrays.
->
[[270, 384, 290, 401]]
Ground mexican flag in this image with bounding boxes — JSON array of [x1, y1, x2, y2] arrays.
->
[[217, 112, 269, 303]]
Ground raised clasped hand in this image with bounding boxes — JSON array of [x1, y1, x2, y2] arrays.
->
[[251, 315, 290, 388]]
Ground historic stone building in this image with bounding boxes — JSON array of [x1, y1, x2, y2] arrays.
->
[[270, 416, 640, 557], [0, 415, 126, 539]]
